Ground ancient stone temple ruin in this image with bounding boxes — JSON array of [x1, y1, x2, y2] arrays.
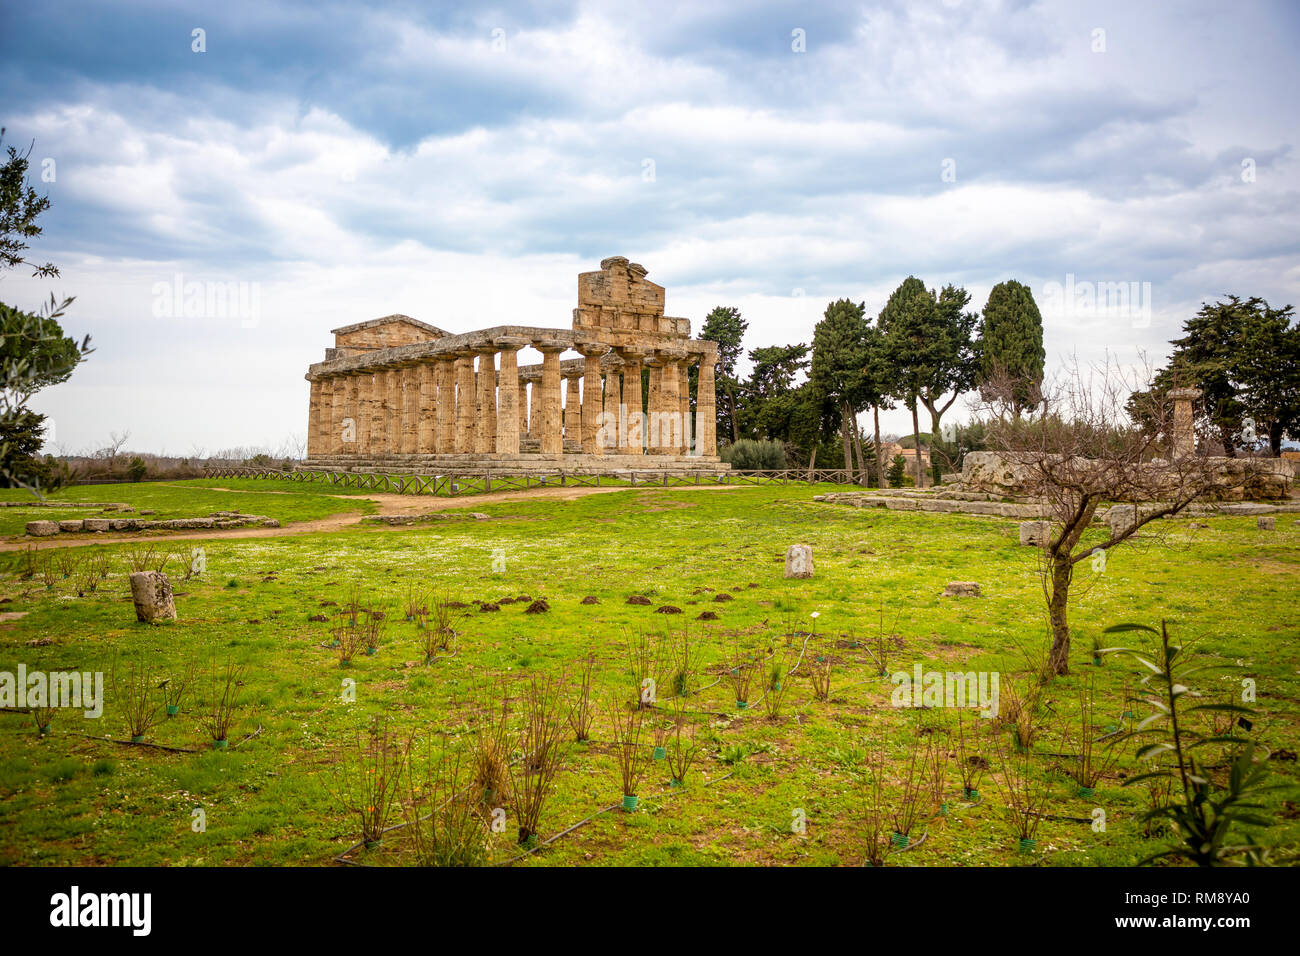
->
[[301, 257, 724, 474]]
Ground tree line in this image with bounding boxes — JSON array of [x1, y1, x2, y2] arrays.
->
[[699, 277, 1047, 483], [700, 280, 1300, 477]]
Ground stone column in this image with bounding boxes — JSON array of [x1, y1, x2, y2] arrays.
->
[[324, 377, 340, 457], [344, 375, 362, 457], [417, 363, 437, 455], [578, 345, 608, 454], [494, 338, 528, 456], [1169, 387, 1201, 459], [698, 355, 717, 457], [659, 352, 683, 455], [529, 375, 542, 440], [353, 374, 370, 456], [474, 349, 497, 454], [619, 349, 645, 455], [646, 359, 663, 454], [401, 366, 419, 455], [368, 371, 387, 456], [454, 354, 475, 454], [680, 359, 693, 456], [564, 373, 581, 445], [384, 369, 401, 456], [603, 358, 621, 455], [537, 343, 565, 456], [518, 381, 529, 439], [330, 375, 346, 455], [436, 357, 456, 453], [307, 378, 322, 458]]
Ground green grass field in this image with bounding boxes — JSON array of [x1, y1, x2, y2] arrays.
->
[[1, 478, 1297, 866]]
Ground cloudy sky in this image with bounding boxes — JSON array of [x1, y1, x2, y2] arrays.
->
[[2, 0, 1297, 455]]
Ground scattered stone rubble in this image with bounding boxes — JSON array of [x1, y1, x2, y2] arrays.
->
[[360, 512, 491, 526], [25, 512, 279, 536]]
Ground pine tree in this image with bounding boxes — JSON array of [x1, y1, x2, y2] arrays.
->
[[977, 280, 1045, 418], [878, 277, 935, 487], [698, 306, 747, 445], [810, 299, 869, 480]]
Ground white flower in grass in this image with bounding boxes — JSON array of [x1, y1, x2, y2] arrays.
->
[[810, 612, 820, 619]]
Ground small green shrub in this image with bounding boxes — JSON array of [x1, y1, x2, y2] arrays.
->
[[721, 439, 786, 470]]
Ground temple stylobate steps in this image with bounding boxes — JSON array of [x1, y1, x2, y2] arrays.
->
[[300, 452, 728, 476]]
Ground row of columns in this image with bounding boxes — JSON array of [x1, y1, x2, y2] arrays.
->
[[306, 344, 717, 460]]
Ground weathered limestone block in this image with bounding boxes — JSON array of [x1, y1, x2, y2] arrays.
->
[[169, 518, 216, 529], [1258, 516, 1276, 530], [960, 451, 1033, 495], [83, 518, 111, 532], [784, 544, 814, 579], [1019, 521, 1050, 546], [942, 582, 981, 598], [58, 519, 84, 532], [1106, 505, 1136, 539], [26, 520, 59, 536], [129, 571, 176, 623]]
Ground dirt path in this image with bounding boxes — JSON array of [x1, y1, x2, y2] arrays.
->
[[0, 484, 741, 551]]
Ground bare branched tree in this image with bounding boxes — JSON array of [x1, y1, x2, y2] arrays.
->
[[981, 355, 1261, 676]]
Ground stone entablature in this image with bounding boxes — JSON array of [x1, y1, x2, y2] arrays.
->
[[300, 257, 722, 472]]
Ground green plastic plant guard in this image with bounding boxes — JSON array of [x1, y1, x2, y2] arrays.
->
[[38, 725, 50, 737], [622, 794, 639, 812], [653, 746, 666, 760], [212, 739, 228, 750], [938, 803, 948, 817], [1078, 786, 1094, 799], [964, 787, 979, 802], [366, 647, 377, 656], [1018, 837, 1035, 854], [339, 659, 351, 668], [669, 778, 682, 788], [166, 705, 179, 717], [131, 735, 145, 744], [1122, 711, 1135, 720], [890, 831, 908, 849], [736, 700, 747, 710]]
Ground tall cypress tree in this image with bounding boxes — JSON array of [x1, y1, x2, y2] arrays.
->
[[698, 306, 747, 444], [977, 280, 1045, 418], [810, 299, 869, 480], [878, 277, 935, 486]]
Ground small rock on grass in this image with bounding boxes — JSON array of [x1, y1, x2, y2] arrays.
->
[[942, 582, 981, 598]]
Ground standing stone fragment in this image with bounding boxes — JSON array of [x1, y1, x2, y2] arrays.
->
[[784, 544, 814, 579], [1019, 521, 1050, 547], [129, 571, 176, 624], [1257, 516, 1276, 531], [1106, 505, 1136, 539]]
